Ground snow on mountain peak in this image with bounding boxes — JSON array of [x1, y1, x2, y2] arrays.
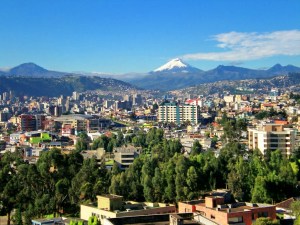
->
[[154, 58, 189, 72]]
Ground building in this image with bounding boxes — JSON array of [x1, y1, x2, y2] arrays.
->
[[55, 114, 110, 136], [114, 145, 140, 170], [185, 98, 203, 107], [132, 94, 143, 106], [17, 114, 46, 131], [223, 95, 235, 104], [32, 217, 86, 225], [105, 213, 197, 225], [158, 102, 200, 125], [248, 124, 297, 157], [80, 194, 176, 224], [0, 111, 10, 122], [178, 196, 276, 225]]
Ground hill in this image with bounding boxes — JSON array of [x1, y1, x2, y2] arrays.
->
[[170, 73, 300, 96], [0, 75, 138, 97]]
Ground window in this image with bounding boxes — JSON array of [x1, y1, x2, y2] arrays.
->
[[258, 212, 268, 218], [228, 217, 243, 223], [211, 215, 215, 219]]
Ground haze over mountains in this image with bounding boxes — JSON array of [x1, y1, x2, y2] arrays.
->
[[1, 60, 300, 92], [126, 59, 300, 90]]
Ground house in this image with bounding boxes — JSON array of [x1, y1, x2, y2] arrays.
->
[[113, 145, 140, 170], [80, 194, 176, 224], [104, 213, 198, 225], [178, 196, 276, 225]]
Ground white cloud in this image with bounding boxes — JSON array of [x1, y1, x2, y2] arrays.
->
[[182, 30, 300, 61]]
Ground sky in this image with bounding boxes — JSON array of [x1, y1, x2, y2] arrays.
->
[[0, 0, 300, 74]]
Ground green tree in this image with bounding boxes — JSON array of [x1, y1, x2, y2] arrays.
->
[[88, 216, 100, 225], [291, 200, 300, 218], [76, 132, 90, 151], [251, 176, 271, 203], [190, 140, 202, 156], [252, 217, 279, 225], [164, 158, 176, 203], [175, 156, 188, 201], [186, 166, 199, 200], [143, 175, 154, 202], [152, 167, 164, 202], [14, 207, 23, 225]]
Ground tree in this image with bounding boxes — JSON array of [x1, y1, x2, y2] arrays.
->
[[175, 156, 188, 201], [164, 158, 176, 203], [152, 168, 164, 202], [190, 140, 202, 156], [14, 207, 23, 225], [116, 130, 124, 147], [0, 151, 24, 225], [227, 157, 252, 201], [70, 157, 108, 204], [88, 216, 100, 225], [92, 135, 109, 150], [76, 132, 90, 151], [251, 176, 271, 203], [143, 175, 154, 202], [291, 200, 300, 218], [186, 166, 199, 200], [252, 218, 279, 225]]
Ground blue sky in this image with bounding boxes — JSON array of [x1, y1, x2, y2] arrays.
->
[[0, 0, 300, 73]]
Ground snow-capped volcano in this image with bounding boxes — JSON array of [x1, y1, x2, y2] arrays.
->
[[153, 58, 202, 73]]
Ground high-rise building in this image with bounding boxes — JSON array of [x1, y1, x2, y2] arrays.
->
[[0, 111, 10, 122], [2, 92, 8, 101], [72, 91, 80, 101], [158, 102, 200, 125], [133, 94, 142, 105], [248, 123, 297, 158]]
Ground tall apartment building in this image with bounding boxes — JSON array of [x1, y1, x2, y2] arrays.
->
[[158, 102, 200, 125], [18, 114, 46, 131], [248, 124, 297, 157]]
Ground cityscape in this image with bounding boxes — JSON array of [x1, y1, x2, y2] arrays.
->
[[1, 1, 300, 225]]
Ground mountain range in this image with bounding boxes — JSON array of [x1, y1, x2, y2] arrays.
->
[[1, 60, 300, 91], [125, 59, 300, 90]]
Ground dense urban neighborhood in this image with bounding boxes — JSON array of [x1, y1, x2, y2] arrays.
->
[[1, 69, 300, 225]]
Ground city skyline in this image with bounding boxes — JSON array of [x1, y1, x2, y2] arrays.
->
[[0, 0, 300, 74]]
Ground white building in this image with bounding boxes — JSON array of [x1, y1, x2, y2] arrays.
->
[[248, 124, 297, 157], [158, 102, 200, 125]]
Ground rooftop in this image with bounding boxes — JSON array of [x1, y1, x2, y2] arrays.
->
[[99, 194, 123, 200], [54, 114, 94, 121]]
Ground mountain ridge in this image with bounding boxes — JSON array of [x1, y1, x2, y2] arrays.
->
[[0, 75, 139, 97], [125, 59, 300, 90], [1, 61, 300, 91]]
